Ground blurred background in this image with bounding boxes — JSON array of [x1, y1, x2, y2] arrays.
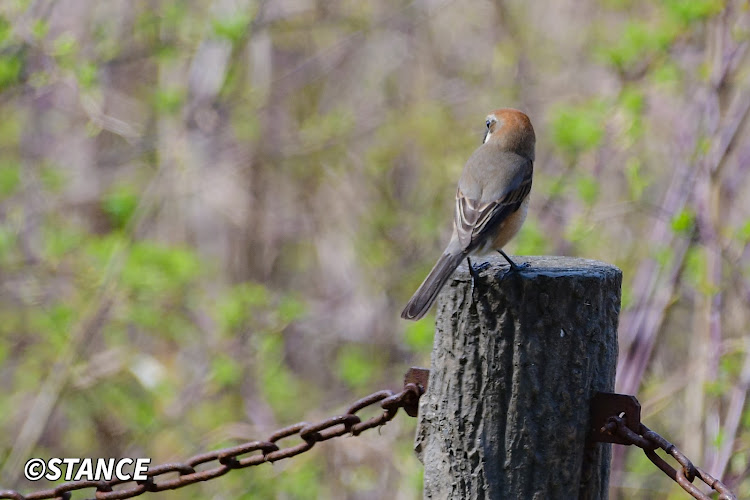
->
[[0, 0, 748, 498]]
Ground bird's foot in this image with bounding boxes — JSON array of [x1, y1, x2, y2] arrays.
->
[[508, 261, 531, 272], [497, 250, 530, 278], [466, 257, 490, 281]]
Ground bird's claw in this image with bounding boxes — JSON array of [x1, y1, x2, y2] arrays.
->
[[510, 262, 531, 272], [467, 257, 490, 281], [473, 261, 491, 274], [496, 250, 529, 276], [498, 261, 530, 280]]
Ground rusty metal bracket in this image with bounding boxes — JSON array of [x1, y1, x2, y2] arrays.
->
[[590, 392, 641, 444], [404, 367, 429, 392], [402, 367, 430, 417], [590, 391, 737, 500]]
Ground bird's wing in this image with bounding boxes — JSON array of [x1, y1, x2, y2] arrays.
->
[[455, 159, 532, 251]]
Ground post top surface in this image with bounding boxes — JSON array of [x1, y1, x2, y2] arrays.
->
[[455, 255, 622, 281]]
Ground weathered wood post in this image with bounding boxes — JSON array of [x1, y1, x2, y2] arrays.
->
[[415, 255, 621, 499]]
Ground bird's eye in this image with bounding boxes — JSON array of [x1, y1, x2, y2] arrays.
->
[[486, 119, 492, 129]]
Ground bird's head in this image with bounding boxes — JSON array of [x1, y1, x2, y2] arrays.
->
[[483, 108, 535, 161]]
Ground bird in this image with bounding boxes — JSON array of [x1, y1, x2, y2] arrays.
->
[[400, 108, 535, 321]]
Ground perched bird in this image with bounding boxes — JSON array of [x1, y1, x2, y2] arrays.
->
[[401, 108, 535, 321]]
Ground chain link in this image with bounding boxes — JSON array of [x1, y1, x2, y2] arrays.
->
[[0, 369, 427, 500], [603, 414, 737, 500]]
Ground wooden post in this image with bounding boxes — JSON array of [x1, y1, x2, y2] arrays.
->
[[415, 255, 621, 499]]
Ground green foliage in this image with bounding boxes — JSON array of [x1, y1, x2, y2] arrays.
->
[[153, 88, 184, 114], [30, 304, 73, 348], [514, 219, 551, 255], [652, 245, 673, 269], [618, 87, 646, 141], [598, 0, 722, 76], [0, 162, 20, 198], [624, 157, 649, 200], [0, 52, 22, 90], [719, 352, 743, 378], [736, 219, 750, 243], [102, 185, 139, 229], [664, 0, 724, 24], [597, 0, 635, 8], [683, 246, 708, 292], [214, 282, 270, 332], [43, 221, 85, 260], [211, 354, 242, 388], [0, 16, 12, 47], [257, 331, 312, 419], [76, 62, 98, 89], [712, 427, 726, 449], [82, 232, 123, 269], [705, 378, 727, 398], [212, 14, 251, 43], [575, 174, 600, 205], [0, 226, 15, 262], [124, 243, 201, 289], [345, 465, 378, 493], [159, 1, 205, 44], [155, 43, 179, 61], [550, 101, 606, 155], [670, 209, 695, 234], [278, 295, 307, 323], [336, 344, 380, 390], [706, 354, 741, 400], [31, 19, 49, 40], [278, 460, 324, 499], [565, 216, 595, 248], [619, 87, 644, 116], [599, 20, 676, 71], [52, 32, 78, 68], [403, 320, 434, 351]]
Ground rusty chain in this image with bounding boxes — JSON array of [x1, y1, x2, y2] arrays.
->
[[0, 368, 429, 500], [1, 371, 739, 500], [592, 392, 737, 500], [603, 417, 737, 500]]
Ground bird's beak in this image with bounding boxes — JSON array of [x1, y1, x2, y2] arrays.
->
[[482, 129, 490, 144]]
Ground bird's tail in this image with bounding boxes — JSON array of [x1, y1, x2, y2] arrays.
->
[[401, 246, 466, 321]]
